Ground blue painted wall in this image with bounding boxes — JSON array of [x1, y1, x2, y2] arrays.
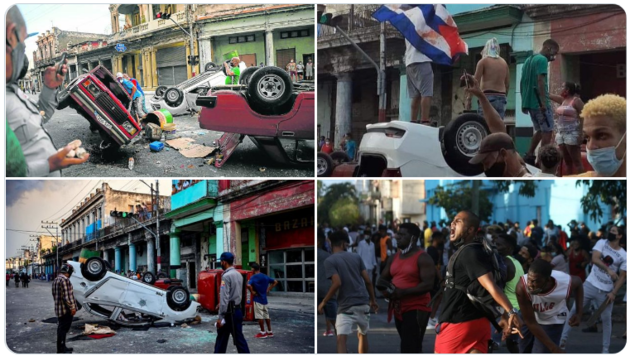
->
[[171, 180, 219, 211], [424, 180, 615, 231], [85, 220, 102, 242]]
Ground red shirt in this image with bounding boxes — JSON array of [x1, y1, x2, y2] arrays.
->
[[389, 249, 431, 321], [321, 143, 333, 154]]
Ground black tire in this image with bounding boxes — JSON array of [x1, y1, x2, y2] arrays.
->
[[441, 113, 490, 176], [166, 286, 191, 311], [247, 67, 293, 108], [205, 62, 217, 72], [157, 272, 168, 279], [239, 66, 259, 85], [164, 88, 184, 107], [56, 87, 72, 110], [81, 257, 107, 282], [317, 152, 334, 177], [155, 86, 168, 98], [142, 272, 156, 285], [330, 151, 350, 164]]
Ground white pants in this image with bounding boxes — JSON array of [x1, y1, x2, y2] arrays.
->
[[561, 281, 613, 353]]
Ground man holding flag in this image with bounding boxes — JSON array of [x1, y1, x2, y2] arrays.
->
[[373, 5, 468, 125]]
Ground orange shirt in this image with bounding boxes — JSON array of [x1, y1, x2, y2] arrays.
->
[[380, 236, 390, 261]]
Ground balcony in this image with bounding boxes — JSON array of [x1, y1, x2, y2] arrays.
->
[[113, 11, 188, 41]]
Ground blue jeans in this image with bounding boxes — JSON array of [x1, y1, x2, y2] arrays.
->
[[214, 308, 250, 353], [478, 94, 507, 120], [527, 107, 554, 133], [519, 320, 564, 353]]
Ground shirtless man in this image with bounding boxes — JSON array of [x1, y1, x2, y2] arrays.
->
[[466, 38, 509, 120]]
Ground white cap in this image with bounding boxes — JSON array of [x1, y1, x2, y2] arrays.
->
[[116, 72, 123, 78]]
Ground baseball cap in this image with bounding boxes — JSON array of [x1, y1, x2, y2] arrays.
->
[[469, 133, 515, 165], [249, 262, 260, 270], [59, 263, 74, 276], [116, 72, 123, 78], [219, 252, 234, 263]]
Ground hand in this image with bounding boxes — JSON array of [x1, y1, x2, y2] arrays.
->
[[370, 299, 379, 314], [48, 145, 90, 172], [508, 313, 524, 339], [317, 302, 325, 315], [391, 288, 404, 300], [43, 62, 67, 89], [607, 269, 619, 281], [606, 292, 616, 304], [70, 309, 76, 316], [462, 74, 483, 98], [568, 313, 581, 327], [216, 319, 223, 329]]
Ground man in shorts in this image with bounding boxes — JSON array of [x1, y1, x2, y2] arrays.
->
[[405, 39, 433, 124], [318, 229, 338, 336], [247, 262, 278, 339], [318, 231, 378, 353]]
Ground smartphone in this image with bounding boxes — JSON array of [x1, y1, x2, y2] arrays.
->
[[460, 69, 471, 88], [56, 52, 67, 76]]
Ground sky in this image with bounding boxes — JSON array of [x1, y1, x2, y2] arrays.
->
[[5, 180, 172, 258], [15, 4, 113, 71]]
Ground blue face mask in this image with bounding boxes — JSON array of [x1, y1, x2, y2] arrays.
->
[[587, 132, 626, 176]]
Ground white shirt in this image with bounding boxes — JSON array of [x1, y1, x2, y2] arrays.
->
[[388, 229, 397, 248], [586, 239, 627, 292], [357, 239, 377, 271], [239, 62, 247, 71], [348, 231, 359, 252], [522, 270, 571, 325], [551, 254, 569, 274], [405, 39, 431, 65]]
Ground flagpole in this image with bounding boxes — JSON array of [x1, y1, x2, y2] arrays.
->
[[378, 22, 387, 122]]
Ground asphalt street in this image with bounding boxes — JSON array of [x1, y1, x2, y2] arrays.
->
[[29, 92, 313, 177], [6, 279, 314, 353], [316, 297, 627, 353]]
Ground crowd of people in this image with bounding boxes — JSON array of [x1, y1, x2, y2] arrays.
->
[[318, 214, 627, 353], [6, 272, 31, 288], [285, 59, 313, 82], [318, 132, 357, 161]]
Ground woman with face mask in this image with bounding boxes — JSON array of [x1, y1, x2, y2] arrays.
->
[[569, 94, 626, 177], [549, 82, 585, 174]]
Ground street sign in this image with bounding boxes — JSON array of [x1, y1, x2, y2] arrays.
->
[[115, 43, 127, 53]]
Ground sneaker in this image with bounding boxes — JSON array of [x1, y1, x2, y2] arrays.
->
[[267, 331, 274, 338], [254, 332, 268, 339], [426, 318, 437, 330], [559, 338, 566, 350], [326, 331, 335, 337]]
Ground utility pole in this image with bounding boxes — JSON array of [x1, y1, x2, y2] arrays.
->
[[188, 5, 196, 77], [41, 221, 59, 276], [156, 179, 160, 274]]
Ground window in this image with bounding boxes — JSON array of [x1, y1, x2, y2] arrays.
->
[[280, 29, 310, 39], [228, 34, 256, 44], [267, 248, 314, 293]]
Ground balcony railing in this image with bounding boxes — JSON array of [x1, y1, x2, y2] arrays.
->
[[114, 11, 187, 40]]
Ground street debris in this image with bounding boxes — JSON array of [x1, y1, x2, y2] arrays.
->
[[28, 319, 35, 322], [181, 323, 190, 329], [150, 141, 164, 152], [128, 158, 135, 170], [190, 315, 202, 325], [166, 137, 215, 158], [157, 339, 167, 344], [83, 324, 116, 337]]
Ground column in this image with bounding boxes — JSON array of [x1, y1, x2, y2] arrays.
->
[[265, 30, 274, 66], [169, 228, 180, 279], [103, 249, 109, 265], [146, 233, 155, 274], [148, 4, 154, 21], [214, 221, 223, 257], [151, 49, 158, 88], [334, 73, 353, 148], [129, 243, 136, 272], [114, 246, 121, 273], [87, 61, 93, 72], [199, 38, 213, 70], [185, 43, 192, 79]]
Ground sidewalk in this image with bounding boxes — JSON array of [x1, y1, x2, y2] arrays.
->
[[267, 293, 314, 314]]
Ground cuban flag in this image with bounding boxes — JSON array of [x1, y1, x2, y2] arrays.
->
[[372, 4, 468, 66]]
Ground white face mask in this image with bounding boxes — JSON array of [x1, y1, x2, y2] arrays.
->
[[587, 132, 626, 176]]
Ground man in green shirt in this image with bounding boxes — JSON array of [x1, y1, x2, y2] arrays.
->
[[224, 57, 241, 85], [520, 39, 560, 165]]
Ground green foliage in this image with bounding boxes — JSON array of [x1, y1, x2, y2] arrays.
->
[[329, 198, 360, 227], [576, 180, 627, 223], [318, 183, 358, 226], [494, 180, 538, 197], [428, 182, 494, 222]]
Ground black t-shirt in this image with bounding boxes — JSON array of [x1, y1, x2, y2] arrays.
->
[[427, 246, 440, 266], [438, 244, 494, 324], [530, 226, 544, 247]]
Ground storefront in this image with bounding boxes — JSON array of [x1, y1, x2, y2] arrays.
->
[[156, 45, 188, 86]]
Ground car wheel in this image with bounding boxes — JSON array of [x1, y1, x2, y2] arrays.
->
[[56, 87, 72, 110], [442, 113, 490, 176], [155, 86, 168, 98], [330, 151, 351, 164], [205, 62, 218, 72], [164, 88, 184, 107], [81, 257, 107, 282], [317, 152, 334, 177], [247, 67, 293, 108], [167, 286, 191, 311], [239, 66, 259, 85], [142, 272, 156, 285], [157, 272, 168, 279]]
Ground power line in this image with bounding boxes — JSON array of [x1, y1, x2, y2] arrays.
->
[[42, 181, 92, 221]]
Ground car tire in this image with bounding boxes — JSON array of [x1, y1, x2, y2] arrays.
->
[[155, 86, 168, 98], [239, 66, 259, 85], [157, 272, 168, 279], [247, 67, 293, 109], [142, 272, 156, 285], [317, 152, 334, 177], [56, 87, 72, 110], [166, 286, 191, 311], [81, 257, 107, 282], [205, 62, 218, 72], [442, 113, 490, 176], [330, 151, 351, 164], [164, 88, 184, 107]]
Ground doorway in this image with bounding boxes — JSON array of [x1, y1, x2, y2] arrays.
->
[[187, 261, 196, 289], [240, 54, 257, 68], [276, 48, 296, 70]]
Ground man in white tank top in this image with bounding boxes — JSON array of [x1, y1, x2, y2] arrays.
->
[[516, 259, 584, 353]]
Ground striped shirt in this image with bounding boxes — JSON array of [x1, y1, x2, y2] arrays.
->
[[52, 274, 78, 317]]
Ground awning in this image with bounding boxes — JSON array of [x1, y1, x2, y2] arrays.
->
[[117, 4, 139, 15]]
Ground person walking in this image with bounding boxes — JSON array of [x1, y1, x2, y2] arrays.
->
[[318, 231, 378, 353], [52, 264, 79, 353], [6, 273, 11, 288], [214, 252, 250, 353], [377, 223, 435, 353], [318, 229, 337, 337], [357, 233, 378, 290], [14, 273, 20, 288], [247, 262, 279, 339]]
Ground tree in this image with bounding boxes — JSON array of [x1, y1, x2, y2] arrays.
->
[[329, 197, 360, 227], [428, 182, 495, 222], [576, 180, 626, 223], [318, 183, 358, 226]]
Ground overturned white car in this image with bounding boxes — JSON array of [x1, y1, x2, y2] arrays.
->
[[68, 258, 199, 326]]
